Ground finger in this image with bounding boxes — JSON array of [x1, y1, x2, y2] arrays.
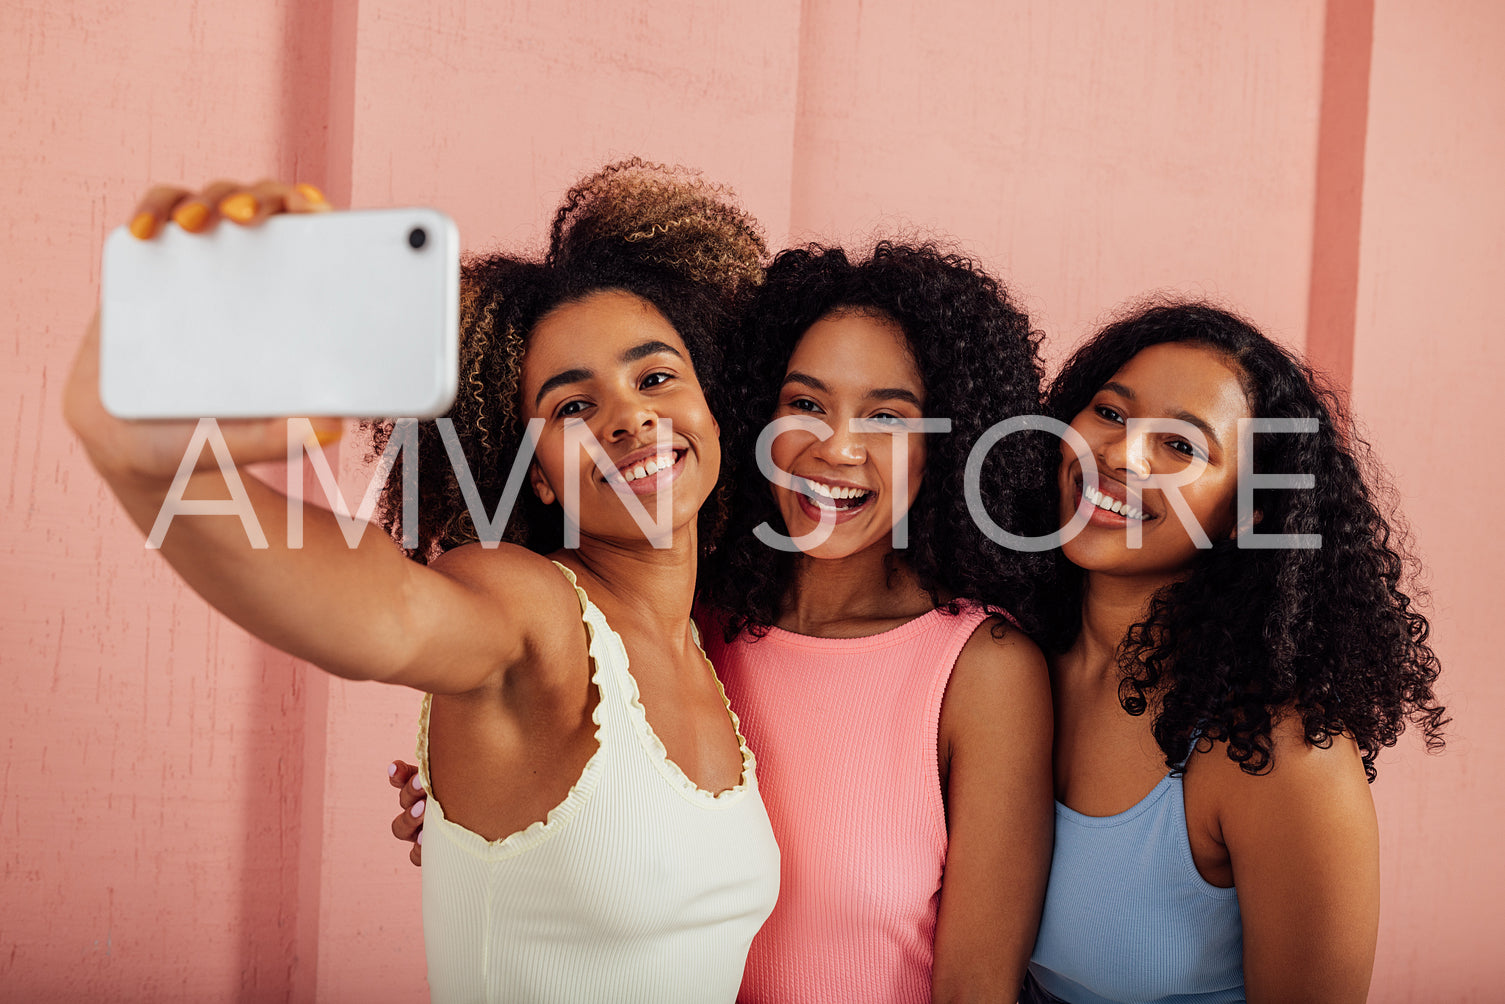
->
[[389, 760, 418, 789], [286, 182, 332, 215], [129, 185, 193, 240], [392, 807, 420, 842], [169, 179, 246, 235], [176, 417, 342, 472], [124, 416, 341, 481], [399, 770, 425, 812], [218, 179, 291, 228], [410, 832, 423, 867]]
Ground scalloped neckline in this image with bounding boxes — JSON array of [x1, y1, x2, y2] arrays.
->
[[553, 562, 755, 804]]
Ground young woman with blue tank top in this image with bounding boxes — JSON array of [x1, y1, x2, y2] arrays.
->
[[67, 160, 782, 1003], [1024, 302, 1447, 1003]]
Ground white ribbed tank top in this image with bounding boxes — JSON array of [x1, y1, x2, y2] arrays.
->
[[416, 562, 780, 1004]]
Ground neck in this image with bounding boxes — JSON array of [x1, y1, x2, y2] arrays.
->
[[561, 525, 699, 639], [779, 543, 934, 636], [1067, 570, 1179, 681]]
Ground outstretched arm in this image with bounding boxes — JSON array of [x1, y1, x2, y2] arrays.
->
[[931, 622, 1055, 1003], [65, 182, 560, 695]]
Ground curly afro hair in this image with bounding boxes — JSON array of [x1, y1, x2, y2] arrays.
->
[[699, 241, 1059, 640], [366, 158, 767, 560], [1045, 298, 1448, 781]]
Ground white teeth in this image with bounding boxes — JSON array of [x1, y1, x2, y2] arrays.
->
[[803, 478, 868, 501], [620, 453, 676, 483], [1084, 484, 1147, 521]]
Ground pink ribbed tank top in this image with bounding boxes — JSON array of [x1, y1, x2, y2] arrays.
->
[[701, 601, 991, 1004]]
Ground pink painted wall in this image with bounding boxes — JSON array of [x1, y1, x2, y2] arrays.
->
[[2, 1, 331, 998], [3, 0, 1500, 998], [786, 0, 1326, 359], [1354, 1, 1505, 998]]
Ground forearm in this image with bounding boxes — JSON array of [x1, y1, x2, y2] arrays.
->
[[96, 456, 431, 683]]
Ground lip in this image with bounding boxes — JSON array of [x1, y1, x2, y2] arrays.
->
[[1072, 473, 1155, 527], [786, 474, 879, 528], [604, 443, 687, 497]]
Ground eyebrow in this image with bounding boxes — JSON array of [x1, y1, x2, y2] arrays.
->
[[534, 341, 686, 408], [782, 371, 923, 407], [1098, 381, 1220, 450], [1172, 410, 1221, 450]]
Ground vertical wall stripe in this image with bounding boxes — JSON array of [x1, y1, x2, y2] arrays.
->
[[1305, 0, 1375, 392]]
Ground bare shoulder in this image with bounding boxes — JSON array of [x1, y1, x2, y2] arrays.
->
[[950, 615, 1049, 691], [430, 541, 578, 611], [399, 542, 587, 694], [1195, 713, 1375, 844], [942, 616, 1051, 744], [1198, 714, 1369, 799]]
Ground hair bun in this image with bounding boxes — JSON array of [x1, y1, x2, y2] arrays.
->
[[546, 157, 766, 294]]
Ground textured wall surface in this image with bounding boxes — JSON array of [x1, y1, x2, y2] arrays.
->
[[1355, 1, 1505, 999], [3, 0, 1501, 999]]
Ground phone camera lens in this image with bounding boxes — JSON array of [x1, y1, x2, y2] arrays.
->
[[408, 227, 428, 250]]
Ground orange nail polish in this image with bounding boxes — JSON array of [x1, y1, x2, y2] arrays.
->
[[220, 193, 258, 223], [129, 212, 155, 240], [172, 202, 209, 232], [295, 183, 327, 205]]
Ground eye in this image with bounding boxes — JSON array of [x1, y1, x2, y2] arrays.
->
[[640, 371, 673, 390], [1167, 438, 1207, 462], [868, 412, 905, 425], [787, 397, 823, 414], [557, 399, 590, 418], [1094, 404, 1125, 425]]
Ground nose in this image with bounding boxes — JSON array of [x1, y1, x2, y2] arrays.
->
[[603, 391, 658, 445], [811, 419, 866, 466], [1099, 426, 1151, 481]]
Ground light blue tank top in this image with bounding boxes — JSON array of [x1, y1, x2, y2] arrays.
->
[[1027, 771, 1245, 1004]]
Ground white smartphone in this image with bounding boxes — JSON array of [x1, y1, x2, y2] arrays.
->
[[100, 207, 459, 419]]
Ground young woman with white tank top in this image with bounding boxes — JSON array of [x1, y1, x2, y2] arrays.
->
[[66, 160, 781, 1002]]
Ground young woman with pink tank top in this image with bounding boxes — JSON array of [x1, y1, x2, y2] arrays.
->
[[392, 241, 1058, 1001]]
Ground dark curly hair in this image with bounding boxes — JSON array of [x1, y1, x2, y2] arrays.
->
[[1046, 298, 1447, 781], [700, 242, 1059, 640], [365, 158, 767, 559]]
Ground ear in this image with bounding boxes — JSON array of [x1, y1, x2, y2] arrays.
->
[[530, 461, 556, 506]]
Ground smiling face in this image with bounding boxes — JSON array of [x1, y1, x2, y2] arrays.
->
[[768, 310, 928, 561], [1059, 341, 1252, 579], [522, 289, 720, 547]]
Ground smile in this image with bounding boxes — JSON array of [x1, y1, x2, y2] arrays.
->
[[619, 449, 680, 484], [796, 476, 875, 512], [1083, 483, 1149, 521]]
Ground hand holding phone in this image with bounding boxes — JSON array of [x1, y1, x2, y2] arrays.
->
[[100, 197, 458, 420]]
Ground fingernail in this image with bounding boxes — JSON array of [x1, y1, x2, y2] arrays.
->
[[411, 799, 425, 818], [220, 193, 258, 223], [129, 212, 154, 240], [172, 202, 208, 232], [388, 762, 398, 777], [411, 774, 424, 792], [295, 182, 327, 205], [416, 831, 423, 846]]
